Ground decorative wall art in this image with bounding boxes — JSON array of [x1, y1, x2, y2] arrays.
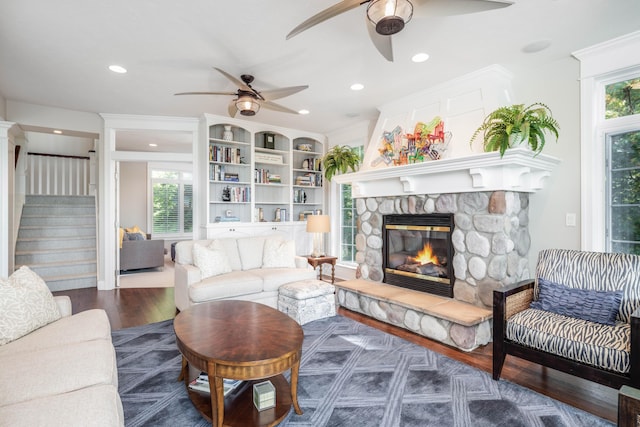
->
[[371, 117, 452, 167]]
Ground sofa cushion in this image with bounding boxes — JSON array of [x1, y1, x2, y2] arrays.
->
[[237, 237, 268, 270], [213, 238, 242, 271], [189, 270, 264, 303], [530, 277, 622, 326], [0, 309, 111, 358], [192, 243, 232, 279], [0, 339, 118, 406], [263, 238, 296, 268], [0, 266, 61, 346], [0, 384, 124, 427], [506, 308, 630, 374], [175, 239, 210, 265], [252, 268, 318, 292]]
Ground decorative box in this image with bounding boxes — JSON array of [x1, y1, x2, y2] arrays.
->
[[253, 380, 276, 411]]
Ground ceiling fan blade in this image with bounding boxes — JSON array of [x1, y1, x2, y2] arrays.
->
[[412, 0, 513, 18], [287, 0, 366, 39], [174, 91, 236, 96], [213, 67, 252, 91], [260, 85, 309, 101], [261, 100, 300, 115], [366, 19, 393, 62], [227, 100, 238, 118]]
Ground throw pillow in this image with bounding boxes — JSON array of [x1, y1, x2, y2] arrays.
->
[[0, 266, 61, 346], [530, 277, 622, 326], [192, 243, 232, 280], [263, 238, 296, 268]]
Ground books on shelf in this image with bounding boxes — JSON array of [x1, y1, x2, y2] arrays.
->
[[214, 216, 240, 222], [188, 373, 244, 396], [295, 173, 322, 187], [220, 186, 250, 203], [210, 144, 243, 164]]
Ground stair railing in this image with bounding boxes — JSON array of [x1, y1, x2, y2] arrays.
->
[[26, 152, 90, 196]]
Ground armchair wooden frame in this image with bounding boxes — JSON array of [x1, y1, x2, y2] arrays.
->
[[493, 279, 640, 390]]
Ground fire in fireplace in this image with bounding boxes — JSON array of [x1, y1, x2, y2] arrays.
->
[[382, 213, 454, 298]]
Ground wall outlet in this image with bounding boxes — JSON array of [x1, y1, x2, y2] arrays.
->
[[566, 213, 577, 227]]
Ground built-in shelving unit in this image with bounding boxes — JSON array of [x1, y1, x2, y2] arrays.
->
[[202, 114, 326, 248]]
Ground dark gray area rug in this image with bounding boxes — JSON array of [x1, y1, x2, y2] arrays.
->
[[113, 316, 614, 427]]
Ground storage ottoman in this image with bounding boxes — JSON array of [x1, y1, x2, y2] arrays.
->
[[278, 279, 336, 325]]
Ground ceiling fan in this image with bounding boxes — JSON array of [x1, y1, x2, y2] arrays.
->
[[175, 67, 308, 117], [286, 0, 513, 62]]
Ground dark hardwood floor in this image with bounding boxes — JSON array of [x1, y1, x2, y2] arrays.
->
[[52, 286, 618, 423]]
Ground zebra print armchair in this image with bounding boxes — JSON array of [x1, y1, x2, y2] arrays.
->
[[493, 249, 640, 389]]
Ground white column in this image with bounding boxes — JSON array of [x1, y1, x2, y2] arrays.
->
[[0, 122, 16, 278]]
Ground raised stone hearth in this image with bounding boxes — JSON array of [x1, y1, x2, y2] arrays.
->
[[336, 279, 492, 351]]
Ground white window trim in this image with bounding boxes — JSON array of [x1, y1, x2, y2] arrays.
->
[[574, 31, 640, 251]]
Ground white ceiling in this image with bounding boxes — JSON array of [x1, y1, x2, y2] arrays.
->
[[1, 0, 639, 149]]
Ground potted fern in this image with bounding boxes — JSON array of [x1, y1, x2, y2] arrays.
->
[[470, 103, 560, 157], [322, 145, 361, 181]]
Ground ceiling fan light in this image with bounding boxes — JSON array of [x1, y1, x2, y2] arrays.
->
[[367, 0, 413, 36], [236, 96, 260, 116]]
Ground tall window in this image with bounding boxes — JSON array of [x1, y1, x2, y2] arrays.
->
[[339, 146, 364, 263], [604, 76, 640, 254], [151, 168, 192, 236]]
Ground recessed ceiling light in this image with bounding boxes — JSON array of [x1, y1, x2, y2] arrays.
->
[[522, 39, 552, 54], [350, 83, 364, 91], [411, 53, 430, 63], [148, 143, 158, 147], [53, 130, 62, 134], [298, 109, 310, 115], [109, 65, 127, 74]]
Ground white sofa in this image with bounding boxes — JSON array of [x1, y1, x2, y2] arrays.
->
[[174, 236, 317, 311], [0, 295, 124, 426]]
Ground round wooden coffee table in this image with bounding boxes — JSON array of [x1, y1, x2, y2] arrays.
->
[[174, 300, 304, 427]]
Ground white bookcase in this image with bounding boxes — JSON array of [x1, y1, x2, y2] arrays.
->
[[201, 114, 326, 250]]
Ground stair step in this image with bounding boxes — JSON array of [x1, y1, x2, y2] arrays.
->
[[16, 259, 97, 278], [43, 273, 97, 292], [16, 236, 96, 251], [18, 224, 96, 238], [15, 247, 96, 264], [25, 195, 95, 205], [22, 206, 96, 216], [20, 215, 95, 226]]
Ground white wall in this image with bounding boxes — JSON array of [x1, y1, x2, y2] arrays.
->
[[0, 93, 6, 121], [25, 132, 94, 157], [119, 162, 148, 231], [512, 57, 582, 267]]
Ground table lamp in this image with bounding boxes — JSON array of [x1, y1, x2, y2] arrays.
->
[[306, 214, 330, 257]]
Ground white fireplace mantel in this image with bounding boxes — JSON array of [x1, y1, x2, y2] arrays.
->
[[332, 148, 561, 198]]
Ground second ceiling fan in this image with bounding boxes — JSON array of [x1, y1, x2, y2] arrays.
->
[[175, 67, 308, 117], [287, 0, 513, 62]]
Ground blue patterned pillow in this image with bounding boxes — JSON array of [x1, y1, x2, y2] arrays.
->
[[530, 278, 622, 326]]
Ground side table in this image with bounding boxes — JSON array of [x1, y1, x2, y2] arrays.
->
[[306, 255, 337, 284]]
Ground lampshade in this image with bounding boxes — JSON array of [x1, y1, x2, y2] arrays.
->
[[306, 214, 330, 233], [366, 0, 413, 36], [236, 95, 260, 116]]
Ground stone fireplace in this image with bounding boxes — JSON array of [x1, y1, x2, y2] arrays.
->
[[355, 190, 530, 310]]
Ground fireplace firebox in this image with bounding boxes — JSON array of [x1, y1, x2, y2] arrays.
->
[[382, 213, 454, 298]]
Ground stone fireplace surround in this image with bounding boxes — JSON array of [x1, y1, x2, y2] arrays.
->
[[355, 190, 531, 310], [333, 149, 560, 350]]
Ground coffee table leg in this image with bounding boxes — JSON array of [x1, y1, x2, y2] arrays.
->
[[291, 357, 303, 415], [178, 356, 187, 382], [209, 374, 224, 427]]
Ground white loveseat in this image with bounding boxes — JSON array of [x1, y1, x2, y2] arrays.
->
[[174, 236, 317, 311], [0, 267, 123, 426]]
